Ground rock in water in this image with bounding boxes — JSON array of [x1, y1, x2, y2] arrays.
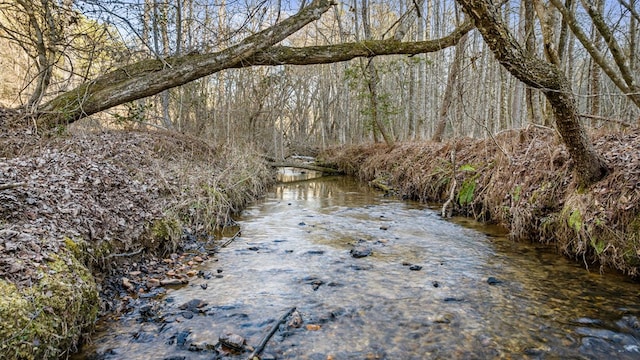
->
[[219, 333, 245, 351], [179, 299, 208, 311], [288, 310, 303, 328], [350, 245, 372, 258]]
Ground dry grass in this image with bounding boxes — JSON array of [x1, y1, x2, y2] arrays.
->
[[321, 127, 640, 277]]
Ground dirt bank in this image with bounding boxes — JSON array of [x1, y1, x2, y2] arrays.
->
[[319, 127, 640, 277], [0, 127, 274, 359]]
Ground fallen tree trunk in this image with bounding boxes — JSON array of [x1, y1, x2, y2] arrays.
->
[[270, 162, 344, 175]]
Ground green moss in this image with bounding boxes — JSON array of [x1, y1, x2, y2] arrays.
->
[[568, 209, 583, 232], [623, 216, 640, 267], [0, 250, 99, 359], [63, 237, 88, 264], [148, 216, 182, 253]]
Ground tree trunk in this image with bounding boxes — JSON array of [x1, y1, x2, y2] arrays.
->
[[361, 0, 395, 147], [17, 0, 55, 110], [35, 7, 471, 130], [589, 0, 604, 118], [456, 0, 608, 187], [433, 33, 468, 142], [523, 0, 540, 125], [35, 0, 337, 128], [550, 0, 640, 109]]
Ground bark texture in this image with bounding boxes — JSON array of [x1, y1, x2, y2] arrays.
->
[[456, 0, 608, 186]]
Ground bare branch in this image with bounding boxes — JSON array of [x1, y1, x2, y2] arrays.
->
[[0, 182, 26, 191]]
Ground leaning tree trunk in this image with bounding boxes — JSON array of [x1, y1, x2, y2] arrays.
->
[[35, 0, 336, 128], [456, 0, 608, 187], [35, 5, 471, 130]]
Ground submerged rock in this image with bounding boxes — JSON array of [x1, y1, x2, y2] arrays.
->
[[350, 245, 372, 258], [179, 299, 208, 312], [173, 330, 191, 347], [219, 333, 245, 351], [434, 313, 455, 324], [350, 264, 374, 271], [288, 310, 304, 328]]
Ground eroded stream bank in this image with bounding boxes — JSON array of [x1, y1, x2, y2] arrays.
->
[[319, 128, 640, 277], [76, 170, 640, 359]]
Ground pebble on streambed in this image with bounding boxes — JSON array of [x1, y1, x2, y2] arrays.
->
[[350, 245, 372, 258], [401, 262, 423, 271]]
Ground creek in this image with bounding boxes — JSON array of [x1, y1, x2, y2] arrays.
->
[[77, 169, 640, 359]]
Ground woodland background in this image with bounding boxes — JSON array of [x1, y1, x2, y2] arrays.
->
[[1, 2, 639, 357], [1, 0, 638, 154]]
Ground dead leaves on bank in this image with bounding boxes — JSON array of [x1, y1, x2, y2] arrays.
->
[[0, 129, 273, 289]]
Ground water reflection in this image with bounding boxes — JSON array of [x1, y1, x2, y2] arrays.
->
[[76, 170, 640, 360]]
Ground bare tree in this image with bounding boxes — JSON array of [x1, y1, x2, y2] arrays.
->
[[456, 0, 608, 186], [550, 0, 640, 110]]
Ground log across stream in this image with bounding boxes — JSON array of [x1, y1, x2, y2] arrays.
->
[[76, 169, 640, 359]]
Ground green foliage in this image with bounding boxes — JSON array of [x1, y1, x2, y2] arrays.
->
[[342, 63, 401, 131], [590, 238, 606, 255], [568, 209, 583, 232], [55, 125, 67, 136], [458, 178, 476, 206], [512, 185, 522, 203], [112, 101, 151, 124], [623, 217, 640, 266], [458, 164, 476, 172], [456, 163, 478, 206]]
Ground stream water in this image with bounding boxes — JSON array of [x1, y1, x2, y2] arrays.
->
[[78, 169, 640, 359]]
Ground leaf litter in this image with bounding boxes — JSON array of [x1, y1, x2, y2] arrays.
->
[[0, 117, 274, 359]]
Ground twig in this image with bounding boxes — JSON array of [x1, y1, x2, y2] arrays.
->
[[105, 247, 144, 259], [0, 182, 26, 191], [441, 145, 457, 218], [220, 229, 242, 248], [247, 306, 297, 360], [579, 113, 637, 128]]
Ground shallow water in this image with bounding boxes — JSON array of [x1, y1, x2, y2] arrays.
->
[[77, 169, 640, 359]]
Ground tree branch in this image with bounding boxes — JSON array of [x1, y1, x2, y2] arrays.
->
[[0, 182, 26, 191], [36, 0, 337, 128], [35, 13, 472, 130], [549, 0, 640, 108]]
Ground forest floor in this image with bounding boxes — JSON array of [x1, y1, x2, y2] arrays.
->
[[320, 126, 640, 279], [0, 111, 274, 359]]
